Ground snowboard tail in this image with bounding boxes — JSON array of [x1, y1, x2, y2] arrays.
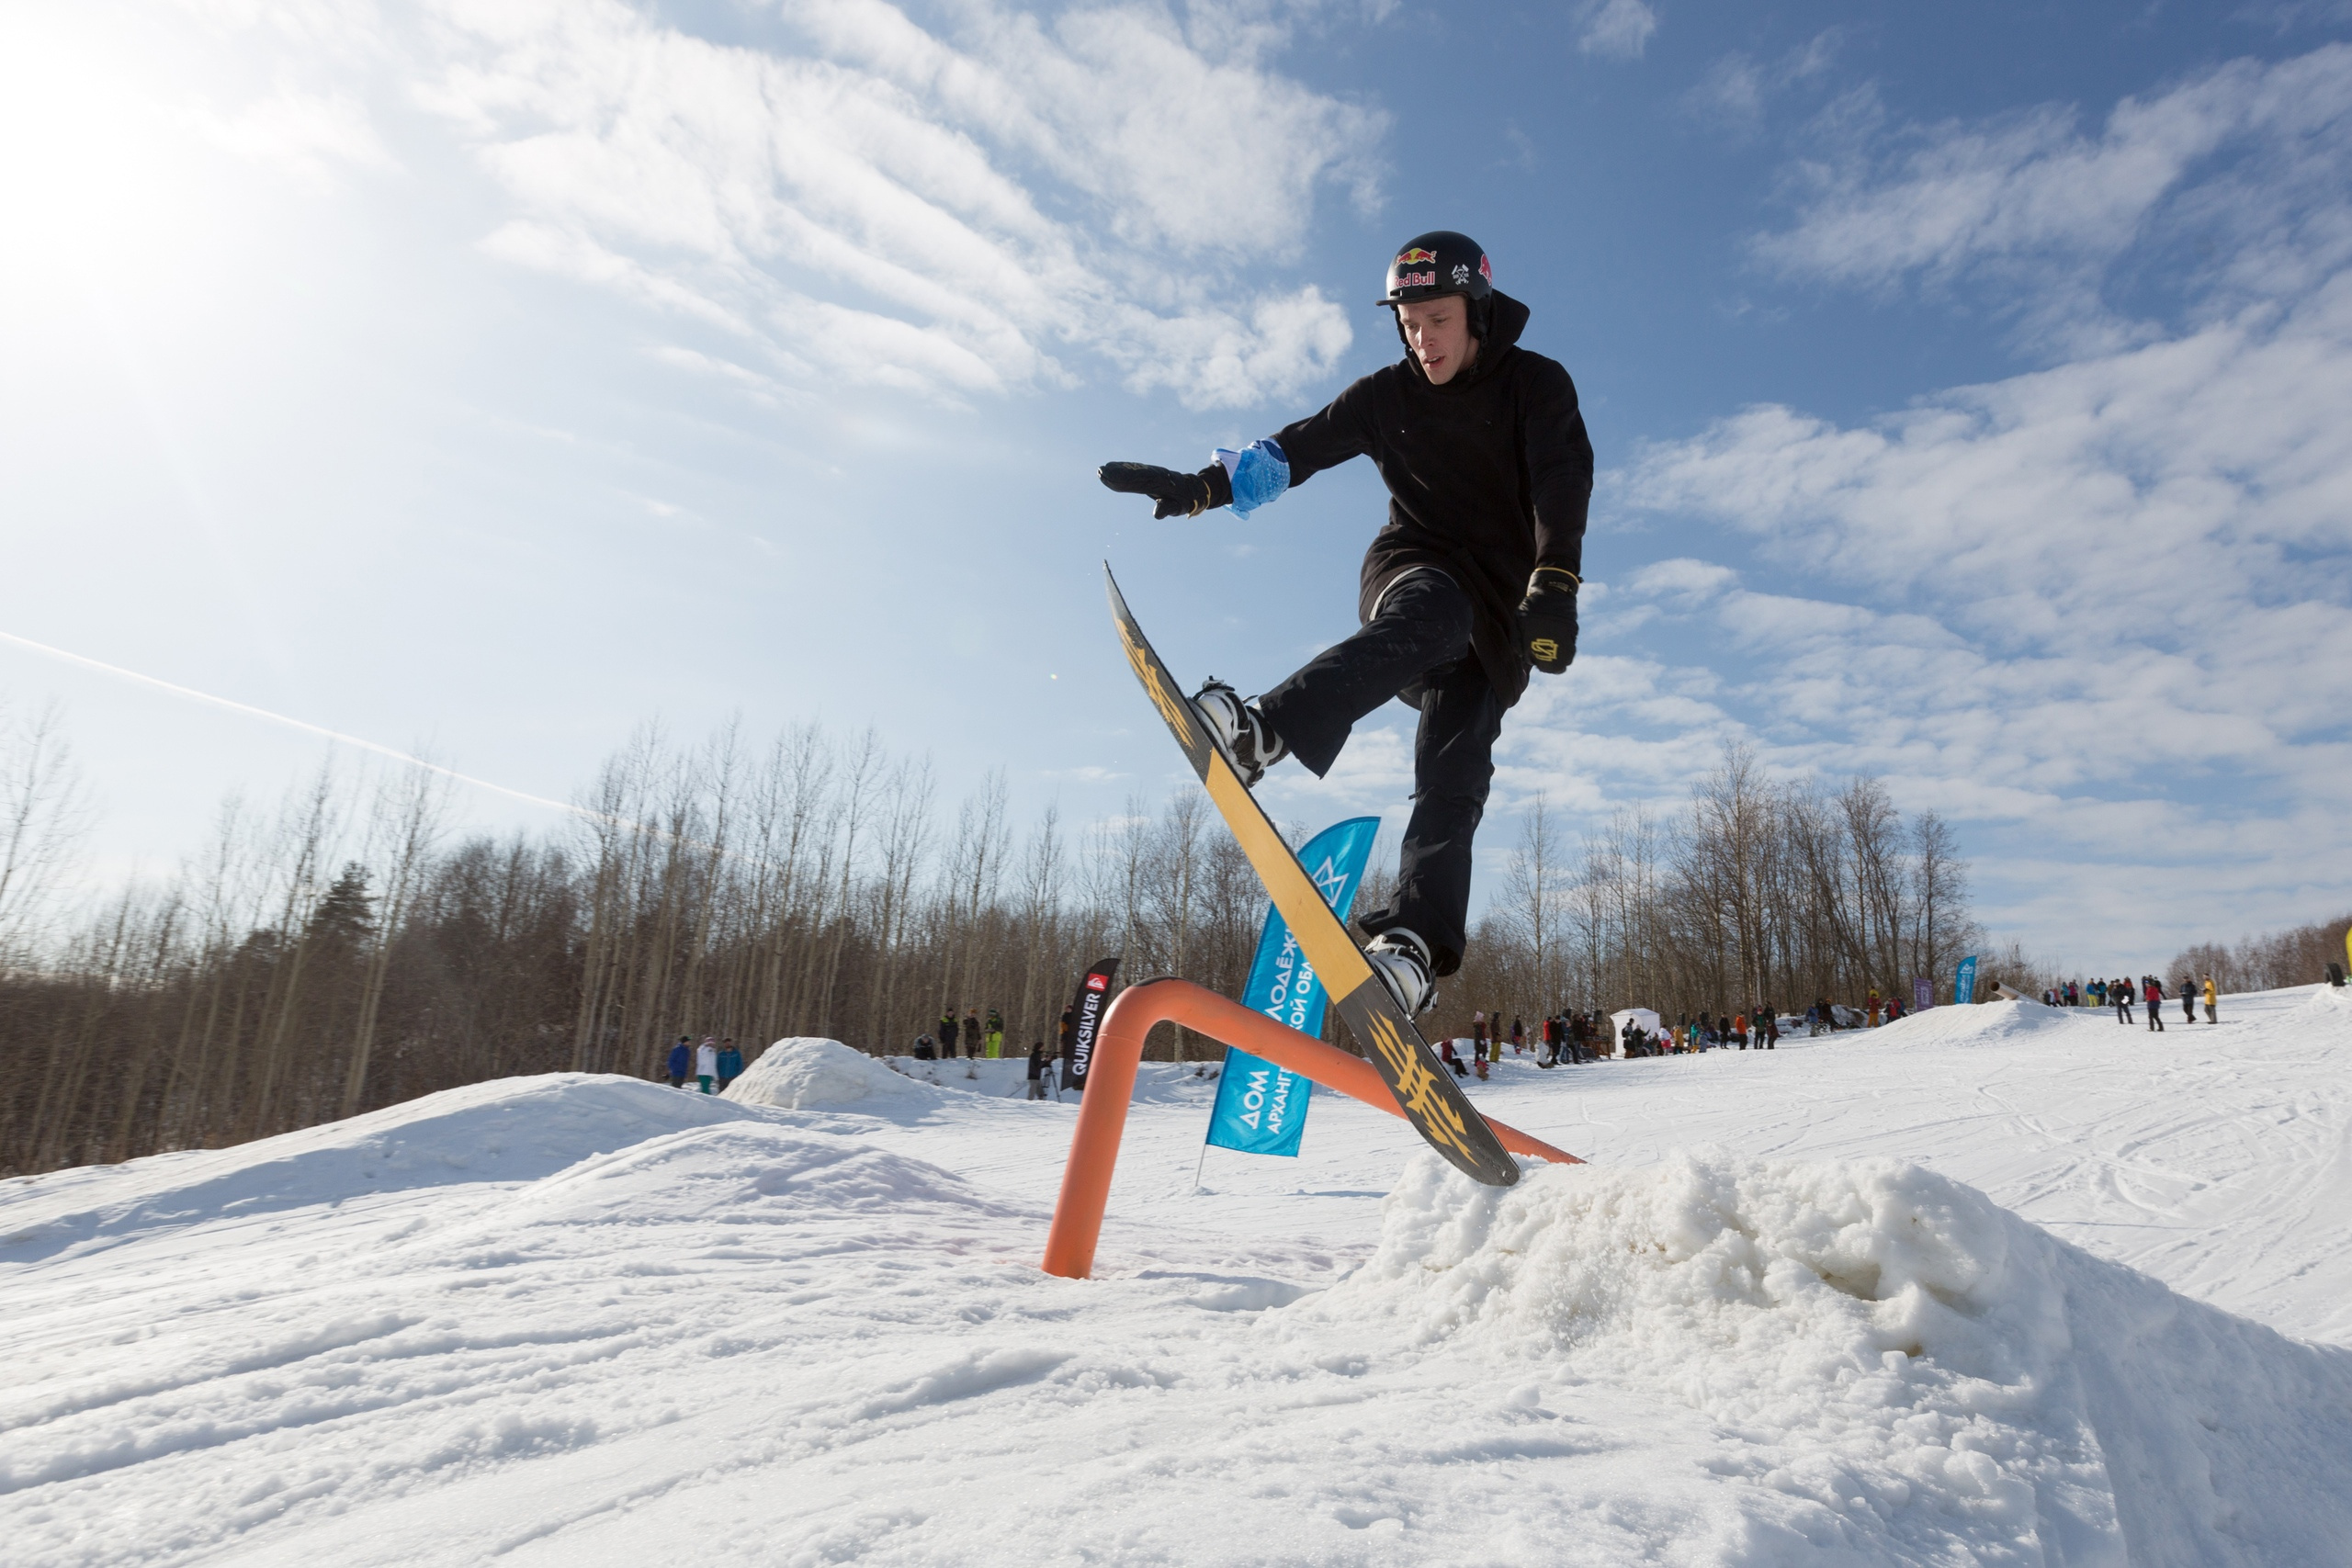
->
[[1106, 566, 1518, 1187]]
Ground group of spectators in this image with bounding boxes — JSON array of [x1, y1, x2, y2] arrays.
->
[[1622, 1009, 1786, 1056], [1429, 1010, 1613, 1076], [662, 1036, 743, 1093], [2051, 975, 2221, 1029], [912, 1007, 1009, 1061], [1438, 1005, 1808, 1068]]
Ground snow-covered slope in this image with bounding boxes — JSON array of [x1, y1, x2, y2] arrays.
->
[[4, 985, 2349, 1564]]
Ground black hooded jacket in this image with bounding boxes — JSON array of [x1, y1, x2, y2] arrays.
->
[[1261, 291, 1592, 707]]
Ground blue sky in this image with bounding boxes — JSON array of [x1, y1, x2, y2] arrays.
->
[[4, 0, 2349, 967]]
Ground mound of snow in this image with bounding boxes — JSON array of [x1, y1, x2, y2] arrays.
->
[[480, 1121, 1024, 1238], [725, 1037, 933, 1111], [0, 1074, 763, 1266], [1295, 1152, 2352, 1563], [2290, 983, 2352, 1028], [1868, 997, 2080, 1047]]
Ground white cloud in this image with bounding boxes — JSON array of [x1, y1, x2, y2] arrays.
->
[[1754, 44, 2352, 348], [1601, 281, 2352, 949], [1577, 0, 1657, 62], [187, 86, 397, 186], [1688, 31, 1839, 132], [170, 0, 1380, 409]]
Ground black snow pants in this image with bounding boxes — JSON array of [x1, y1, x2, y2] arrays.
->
[[1256, 570, 1500, 976]]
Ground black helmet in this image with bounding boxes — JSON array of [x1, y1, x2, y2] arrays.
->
[[1376, 229, 1493, 338], [1376, 230, 1491, 307]]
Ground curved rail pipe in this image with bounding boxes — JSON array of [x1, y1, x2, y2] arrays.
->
[[1042, 977, 1582, 1279]]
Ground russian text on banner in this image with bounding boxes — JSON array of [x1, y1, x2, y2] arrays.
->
[[1204, 817, 1379, 1159]]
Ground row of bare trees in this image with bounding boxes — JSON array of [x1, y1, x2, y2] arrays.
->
[[1453, 746, 1980, 1030], [0, 712, 1305, 1175], [2170, 913, 2352, 996], [5, 707, 2000, 1176]]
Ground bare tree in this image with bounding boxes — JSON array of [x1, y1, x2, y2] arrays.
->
[[0, 700, 93, 967]]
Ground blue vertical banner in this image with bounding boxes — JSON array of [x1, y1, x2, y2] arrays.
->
[[1954, 955, 1979, 1006], [1204, 817, 1380, 1159]]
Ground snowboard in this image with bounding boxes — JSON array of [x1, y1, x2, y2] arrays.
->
[[1104, 566, 1519, 1188]]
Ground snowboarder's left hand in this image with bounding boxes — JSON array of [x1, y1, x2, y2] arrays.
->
[[1099, 461, 1230, 519], [1517, 569, 1578, 672]]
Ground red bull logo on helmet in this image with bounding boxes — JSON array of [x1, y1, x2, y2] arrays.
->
[[1479, 253, 1492, 281], [1395, 247, 1438, 265], [1397, 270, 1435, 288]]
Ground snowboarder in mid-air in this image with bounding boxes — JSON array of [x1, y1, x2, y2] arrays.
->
[[1100, 230, 1592, 1019]]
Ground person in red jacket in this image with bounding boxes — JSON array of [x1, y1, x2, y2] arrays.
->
[[1101, 231, 1592, 1021]]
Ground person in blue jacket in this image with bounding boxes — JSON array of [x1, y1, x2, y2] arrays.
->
[[716, 1040, 744, 1090], [665, 1037, 691, 1089]]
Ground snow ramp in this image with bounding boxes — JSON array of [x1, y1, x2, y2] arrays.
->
[[1293, 1151, 2352, 1565]]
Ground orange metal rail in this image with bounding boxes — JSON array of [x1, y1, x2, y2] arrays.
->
[[1042, 977, 1581, 1279]]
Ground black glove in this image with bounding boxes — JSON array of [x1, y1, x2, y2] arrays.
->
[[1099, 461, 1231, 519], [1516, 568, 1579, 673]]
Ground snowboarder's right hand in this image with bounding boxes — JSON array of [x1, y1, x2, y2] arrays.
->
[[1099, 461, 1229, 519], [1517, 567, 1579, 673]]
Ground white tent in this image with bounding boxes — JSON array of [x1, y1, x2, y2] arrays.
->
[[1608, 1008, 1662, 1052]]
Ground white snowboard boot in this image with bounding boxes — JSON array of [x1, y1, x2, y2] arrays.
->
[[1191, 680, 1289, 788], [1364, 928, 1437, 1018]]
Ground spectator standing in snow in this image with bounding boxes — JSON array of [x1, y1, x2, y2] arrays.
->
[[717, 1041, 743, 1091], [1026, 1043, 1049, 1100], [1764, 1010, 1780, 1049], [2203, 975, 2219, 1024], [963, 1009, 984, 1059], [666, 1037, 690, 1089], [2178, 982, 2194, 1026], [695, 1036, 718, 1092], [1510, 1017, 1525, 1056], [939, 1010, 960, 1059], [987, 1008, 1006, 1059], [2143, 976, 2165, 1032], [2114, 978, 2134, 1025]]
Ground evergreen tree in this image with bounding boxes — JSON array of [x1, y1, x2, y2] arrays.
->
[[308, 863, 375, 947]]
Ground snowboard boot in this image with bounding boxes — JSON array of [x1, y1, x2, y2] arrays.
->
[[1363, 928, 1437, 1018], [1191, 679, 1289, 788]]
